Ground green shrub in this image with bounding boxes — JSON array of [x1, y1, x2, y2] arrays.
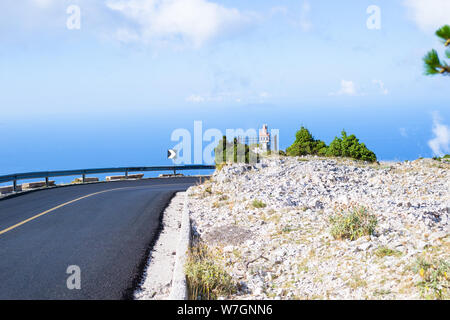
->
[[326, 136, 343, 158], [286, 127, 327, 157], [252, 199, 267, 208], [435, 154, 450, 161], [326, 130, 377, 162], [204, 186, 212, 195], [411, 257, 449, 299], [216, 163, 227, 171], [329, 206, 377, 241], [185, 243, 237, 300], [374, 246, 403, 258], [215, 136, 259, 164], [286, 127, 377, 162]]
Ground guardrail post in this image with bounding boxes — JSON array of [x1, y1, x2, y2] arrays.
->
[[45, 177, 49, 187], [173, 168, 176, 175], [125, 170, 128, 178], [82, 174, 86, 183], [13, 178, 17, 192]]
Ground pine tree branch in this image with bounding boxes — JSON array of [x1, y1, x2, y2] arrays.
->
[[424, 26, 450, 77], [436, 25, 450, 43]]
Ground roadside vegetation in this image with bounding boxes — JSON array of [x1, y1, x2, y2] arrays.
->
[[410, 257, 449, 300], [432, 154, 450, 162], [212, 126, 376, 165], [252, 199, 267, 209], [286, 126, 328, 157], [329, 206, 377, 241], [215, 136, 259, 164], [185, 242, 237, 300], [286, 127, 377, 163], [215, 162, 227, 171], [374, 246, 403, 258]]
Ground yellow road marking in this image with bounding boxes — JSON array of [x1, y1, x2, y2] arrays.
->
[[0, 186, 139, 236], [0, 181, 192, 236]]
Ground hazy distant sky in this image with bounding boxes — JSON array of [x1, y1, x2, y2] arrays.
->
[[0, 0, 449, 170]]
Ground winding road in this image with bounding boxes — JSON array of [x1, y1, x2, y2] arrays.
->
[[0, 177, 201, 300]]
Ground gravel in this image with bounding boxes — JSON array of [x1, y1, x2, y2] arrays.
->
[[134, 192, 185, 300], [186, 156, 449, 300]]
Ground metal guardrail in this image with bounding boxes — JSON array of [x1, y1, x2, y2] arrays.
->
[[0, 165, 216, 192]]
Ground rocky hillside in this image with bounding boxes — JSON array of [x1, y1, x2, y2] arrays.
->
[[187, 156, 449, 300]]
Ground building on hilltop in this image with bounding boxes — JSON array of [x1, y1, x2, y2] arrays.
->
[[236, 124, 277, 154], [259, 124, 271, 152]]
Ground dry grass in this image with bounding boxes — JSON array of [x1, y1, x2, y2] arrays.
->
[[252, 199, 267, 208], [410, 256, 450, 300], [329, 206, 377, 241], [374, 246, 403, 258], [185, 242, 237, 300]]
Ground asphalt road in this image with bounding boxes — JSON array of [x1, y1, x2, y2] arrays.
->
[[0, 177, 201, 300]]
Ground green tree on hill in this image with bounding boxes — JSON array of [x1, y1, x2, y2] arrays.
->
[[214, 136, 258, 164], [286, 126, 377, 162], [423, 25, 450, 76], [326, 135, 343, 157], [326, 130, 377, 162], [286, 127, 327, 156]]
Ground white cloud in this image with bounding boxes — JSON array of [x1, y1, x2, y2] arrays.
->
[[186, 93, 227, 103], [186, 91, 270, 104], [270, 1, 312, 32], [428, 112, 450, 156], [4, 1, 252, 47], [330, 80, 358, 96], [106, 0, 251, 47], [186, 94, 207, 103], [403, 0, 450, 32], [0, 1, 113, 34], [259, 92, 270, 99], [330, 80, 390, 97], [30, 0, 55, 8], [270, 6, 288, 17], [372, 80, 389, 95], [115, 28, 141, 43]]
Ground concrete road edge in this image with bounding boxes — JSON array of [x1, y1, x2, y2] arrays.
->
[[168, 192, 191, 300]]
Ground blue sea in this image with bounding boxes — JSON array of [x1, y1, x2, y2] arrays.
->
[[0, 103, 447, 186]]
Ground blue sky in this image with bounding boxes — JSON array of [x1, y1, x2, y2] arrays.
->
[[0, 0, 449, 174]]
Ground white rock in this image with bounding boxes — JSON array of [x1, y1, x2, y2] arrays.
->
[[223, 245, 234, 253], [188, 156, 449, 300]]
